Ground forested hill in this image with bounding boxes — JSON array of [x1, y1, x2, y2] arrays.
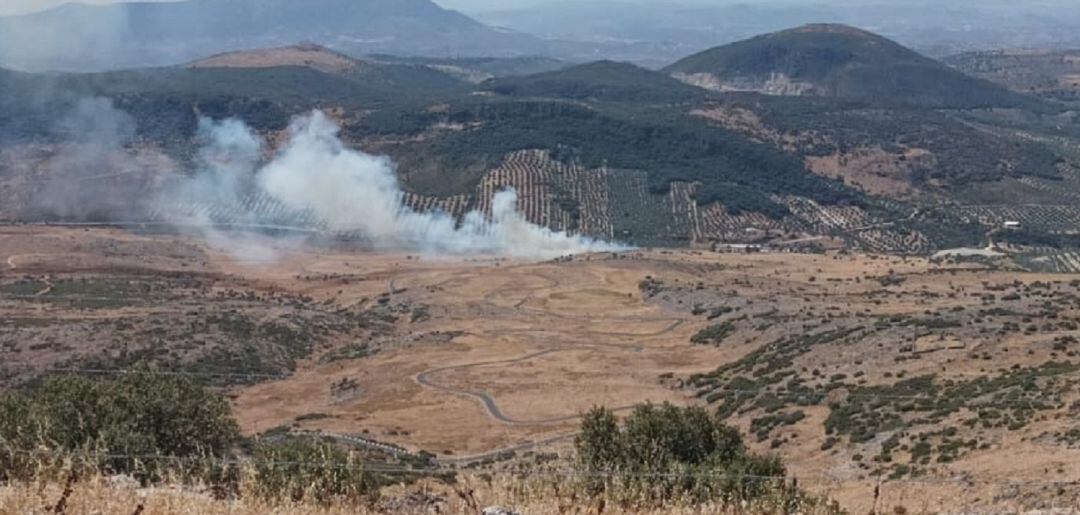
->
[[3, 25, 1080, 255], [664, 24, 1048, 110]]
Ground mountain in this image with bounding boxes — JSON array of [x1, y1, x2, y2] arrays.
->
[[481, 60, 705, 103], [0, 0, 575, 72], [664, 24, 1042, 109]]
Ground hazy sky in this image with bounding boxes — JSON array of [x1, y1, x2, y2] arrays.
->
[[0, 0, 141, 15], [0, 0, 533, 16], [0, 0, 687, 16], [1, 0, 1053, 16]]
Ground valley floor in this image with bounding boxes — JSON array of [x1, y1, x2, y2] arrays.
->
[[1, 226, 1078, 512]]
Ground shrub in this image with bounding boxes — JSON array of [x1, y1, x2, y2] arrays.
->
[[248, 439, 379, 506], [691, 321, 737, 346], [0, 371, 239, 481], [575, 404, 794, 505]]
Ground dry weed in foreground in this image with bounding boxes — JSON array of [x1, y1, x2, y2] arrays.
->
[[0, 471, 845, 515]]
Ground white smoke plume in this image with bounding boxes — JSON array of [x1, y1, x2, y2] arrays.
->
[[180, 111, 626, 260], [190, 117, 263, 211], [23, 97, 177, 221]]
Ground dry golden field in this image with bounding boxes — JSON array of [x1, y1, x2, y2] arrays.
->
[[2, 226, 1079, 513]]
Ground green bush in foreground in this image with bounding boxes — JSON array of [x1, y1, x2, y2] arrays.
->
[[0, 374, 838, 511], [249, 439, 379, 506], [575, 403, 796, 505], [0, 371, 239, 480], [0, 373, 387, 505]]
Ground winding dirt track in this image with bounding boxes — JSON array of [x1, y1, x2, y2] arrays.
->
[[5, 254, 52, 273], [413, 303, 685, 426], [416, 349, 604, 425], [409, 267, 688, 426]]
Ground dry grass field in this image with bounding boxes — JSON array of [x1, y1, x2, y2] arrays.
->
[[2, 226, 1079, 513], [0, 473, 841, 515]]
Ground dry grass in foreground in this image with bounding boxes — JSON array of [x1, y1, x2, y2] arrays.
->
[[0, 472, 843, 515]]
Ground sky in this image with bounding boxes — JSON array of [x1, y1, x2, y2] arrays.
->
[[0, 0, 1049, 17], [0, 0, 535, 16], [0, 0, 141, 15], [0, 0, 698, 16]]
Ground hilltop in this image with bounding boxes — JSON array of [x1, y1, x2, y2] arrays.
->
[[187, 43, 368, 75], [665, 24, 1041, 109]]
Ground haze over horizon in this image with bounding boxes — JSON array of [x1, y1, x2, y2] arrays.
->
[[0, 0, 543, 16], [6, 0, 1069, 17], [0, 0, 699, 16], [0, 0, 639, 16]]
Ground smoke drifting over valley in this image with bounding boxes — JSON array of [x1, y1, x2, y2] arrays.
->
[[12, 97, 621, 260], [21, 97, 176, 221], [171, 111, 623, 260]]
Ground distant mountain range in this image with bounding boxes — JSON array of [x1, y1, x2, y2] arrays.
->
[[0, 0, 591, 72], [6, 0, 1080, 73], [478, 0, 1080, 60]]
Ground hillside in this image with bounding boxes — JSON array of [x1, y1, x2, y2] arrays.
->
[[3, 229, 1079, 513], [184, 43, 467, 98], [5, 36, 1080, 255], [481, 60, 706, 103], [0, 62, 466, 147], [665, 24, 1043, 109], [369, 54, 569, 83], [188, 43, 368, 74]]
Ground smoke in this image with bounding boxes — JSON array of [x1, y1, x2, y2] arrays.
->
[[23, 97, 177, 221], [190, 117, 264, 210], [177, 111, 624, 260]]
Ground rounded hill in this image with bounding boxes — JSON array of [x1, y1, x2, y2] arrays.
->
[[664, 23, 1043, 109]]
